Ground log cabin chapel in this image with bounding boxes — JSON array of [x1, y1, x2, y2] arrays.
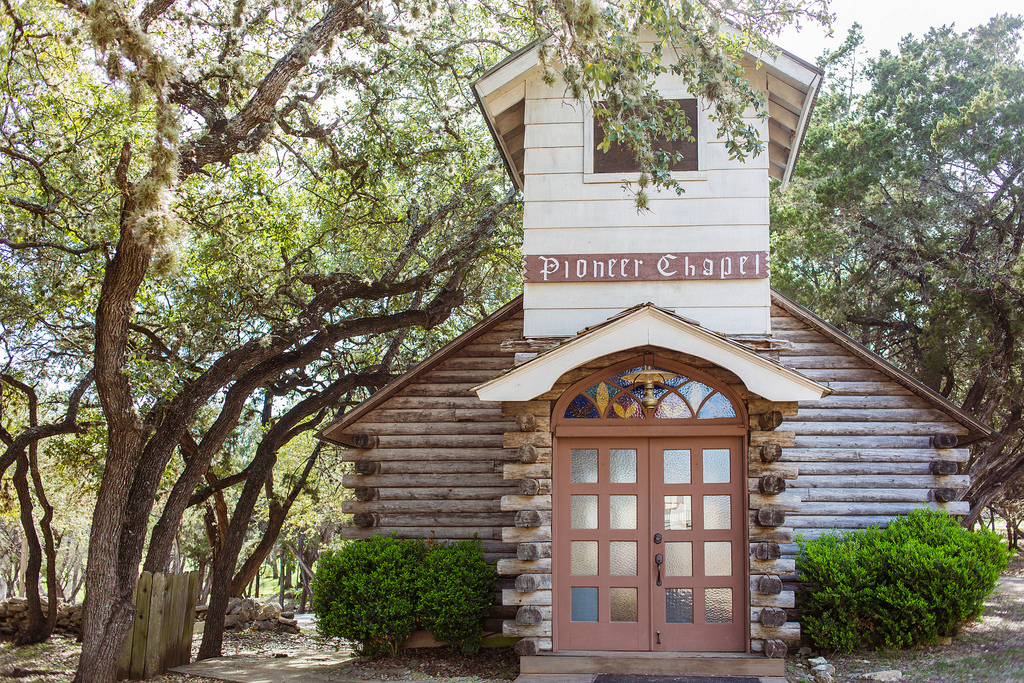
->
[[317, 31, 991, 680]]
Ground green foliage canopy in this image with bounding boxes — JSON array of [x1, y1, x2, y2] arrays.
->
[[772, 15, 1024, 522]]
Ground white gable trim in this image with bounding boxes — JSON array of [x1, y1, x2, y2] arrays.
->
[[474, 307, 828, 402]]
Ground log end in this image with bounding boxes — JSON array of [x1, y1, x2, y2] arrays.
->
[[930, 460, 959, 475], [352, 512, 378, 528], [516, 413, 537, 432], [760, 443, 783, 463], [758, 475, 787, 495], [756, 507, 786, 527], [764, 638, 787, 659], [518, 445, 539, 463], [758, 410, 784, 431], [514, 637, 540, 656], [931, 433, 959, 449], [350, 434, 380, 449], [353, 486, 378, 502]]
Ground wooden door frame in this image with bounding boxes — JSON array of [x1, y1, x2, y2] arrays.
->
[[550, 355, 750, 654]]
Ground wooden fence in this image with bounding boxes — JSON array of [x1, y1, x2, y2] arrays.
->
[[117, 571, 200, 680]]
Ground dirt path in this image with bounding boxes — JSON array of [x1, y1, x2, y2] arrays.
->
[[2, 555, 1022, 683]]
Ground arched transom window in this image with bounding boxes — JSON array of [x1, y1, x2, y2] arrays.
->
[[563, 366, 737, 420]]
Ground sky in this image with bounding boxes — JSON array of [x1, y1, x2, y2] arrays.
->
[[776, 0, 1021, 65]]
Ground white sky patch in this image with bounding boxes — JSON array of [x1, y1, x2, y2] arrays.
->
[[777, 0, 1022, 63]]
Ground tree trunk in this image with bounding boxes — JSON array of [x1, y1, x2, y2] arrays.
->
[[197, 442, 283, 659], [12, 449, 48, 644], [229, 445, 319, 598], [75, 203, 154, 683], [278, 550, 285, 607], [28, 440, 59, 641]]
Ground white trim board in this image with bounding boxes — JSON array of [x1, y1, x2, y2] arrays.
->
[[474, 305, 828, 402]]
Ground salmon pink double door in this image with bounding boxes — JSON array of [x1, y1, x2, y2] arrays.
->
[[553, 437, 747, 652]]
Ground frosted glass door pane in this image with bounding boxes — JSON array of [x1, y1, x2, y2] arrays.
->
[[610, 495, 637, 529], [666, 589, 693, 623], [705, 588, 733, 623], [610, 587, 638, 622], [571, 449, 598, 483], [610, 449, 637, 483], [703, 495, 731, 530], [664, 542, 692, 577], [704, 541, 732, 576], [664, 449, 691, 484], [609, 541, 637, 575], [571, 587, 598, 622], [571, 495, 598, 529], [571, 541, 598, 575], [702, 448, 731, 484], [664, 495, 692, 530]]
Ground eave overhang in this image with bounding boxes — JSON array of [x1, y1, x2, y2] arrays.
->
[[771, 290, 995, 445], [473, 304, 828, 402], [472, 35, 823, 191]]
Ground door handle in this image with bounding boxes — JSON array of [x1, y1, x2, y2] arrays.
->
[[655, 553, 664, 586]]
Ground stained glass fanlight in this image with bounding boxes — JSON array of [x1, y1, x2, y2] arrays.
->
[[563, 365, 737, 420]]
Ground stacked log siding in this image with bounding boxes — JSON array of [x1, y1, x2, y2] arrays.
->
[[335, 307, 527, 565], [322, 293, 989, 654], [770, 297, 975, 551]]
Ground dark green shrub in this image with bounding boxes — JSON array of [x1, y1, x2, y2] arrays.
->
[[797, 509, 1010, 652], [416, 539, 498, 653], [311, 534, 425, 656], [311, 534, 497, 656]]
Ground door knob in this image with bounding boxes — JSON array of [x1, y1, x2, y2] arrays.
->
[[655, 552, 664, 586], [654, 533, 662, 544]]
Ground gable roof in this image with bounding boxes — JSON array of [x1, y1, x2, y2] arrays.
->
[[317, 297, 523, 446], [318, 293, 994, 446], [474, 302, 828, 402], [472, 34, 823, 191], [770, 290, 993, 444]]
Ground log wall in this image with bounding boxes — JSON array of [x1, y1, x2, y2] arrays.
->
[[768, 302, 973, 626], [338, 312, 528, 629], [333, 299, 979, 655]]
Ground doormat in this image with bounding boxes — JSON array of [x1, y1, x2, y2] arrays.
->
[[594, 676, 760, 683]]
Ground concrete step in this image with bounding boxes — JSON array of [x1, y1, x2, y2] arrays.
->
[[519, 651, 784, 678]]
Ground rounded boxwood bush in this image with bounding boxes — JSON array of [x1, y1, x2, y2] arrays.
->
[[797, 509, 1010, 652], [416, 539, 498, 653], [312, 534, 496, 655], [311, 534, 425, 656]]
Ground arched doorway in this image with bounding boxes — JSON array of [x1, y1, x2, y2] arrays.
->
[[552, 355, 749, 653]]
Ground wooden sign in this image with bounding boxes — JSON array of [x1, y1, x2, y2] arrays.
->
[[524, 251, 768, 283]]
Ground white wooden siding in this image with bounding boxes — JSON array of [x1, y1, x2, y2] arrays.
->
[[524, 279, 769, 309], [519, 64, 773, 338], [524, 168, 769, 202], [523, 225, 770, 253], [523, 304, 771, 337]]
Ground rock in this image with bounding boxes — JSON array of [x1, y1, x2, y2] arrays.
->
[[859, 672, 903, 682], [814, 672, 834, 683], [281, 610, 295, 619], [223, 613, 241, 628], [813, 664, 836, 675], [255, 620, 277, 631], [259, 603, 282, 620], [808, 656, 828, 666], [798, 647, 814, 656]]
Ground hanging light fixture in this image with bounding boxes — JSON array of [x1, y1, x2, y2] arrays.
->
[[621, 366, 678, 410]]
